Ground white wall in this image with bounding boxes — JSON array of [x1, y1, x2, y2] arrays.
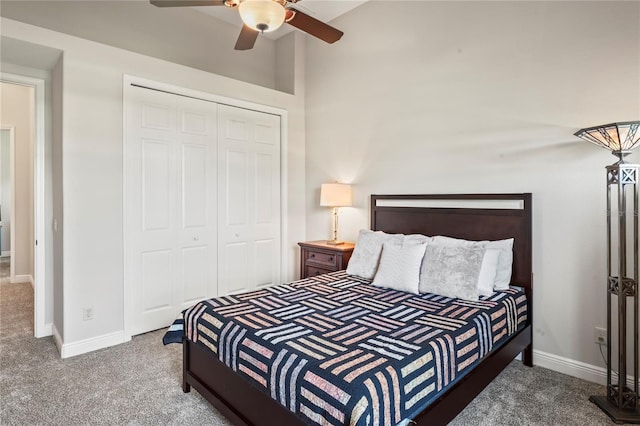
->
[[0, 1, 278, 90], [0, 82, 34, 280], [305, 1, 640, 379], [0, 17, 306, 353], [0, 129, 11, 256]]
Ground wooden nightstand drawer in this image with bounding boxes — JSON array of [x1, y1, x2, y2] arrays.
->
[[306, 265, 333, 278], [306, 251, 337, 267], [298, 241, 355, 279]]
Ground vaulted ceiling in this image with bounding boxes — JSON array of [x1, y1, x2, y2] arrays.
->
[[0, 0, 366, 89]]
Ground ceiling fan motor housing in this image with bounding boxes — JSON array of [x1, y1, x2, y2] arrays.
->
[[238, 0, 286, 33]]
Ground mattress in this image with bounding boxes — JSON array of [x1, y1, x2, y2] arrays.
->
[[168, 270, 528, 426]]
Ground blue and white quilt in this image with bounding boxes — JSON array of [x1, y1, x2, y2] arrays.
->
[[164, 270, 528, 426]]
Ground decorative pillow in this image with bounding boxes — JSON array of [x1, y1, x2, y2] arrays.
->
[[432, 236, 514, 290], [487, 239, 514, 290], [419, 245, 485, 301], [403, 234, 433, 246], [371, 241, 427, 294], [477, 248, 500, 297], [346, 230, 403, 279]]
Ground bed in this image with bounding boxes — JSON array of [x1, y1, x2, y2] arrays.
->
[[175, 193, 533, 426]]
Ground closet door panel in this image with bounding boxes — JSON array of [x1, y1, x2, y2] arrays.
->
[[181, 246, 209, 303], [218, 105, 280, 295], [252, 115, 280, 289], [127, 88, 178, 336], [181, 144, 207, 228], [225, 242, 249, 294], [126, 86, 217, 335], [141, 250, 173, 311], [142, 139, 172, 232], [218, 113, 251, 295], [254, 239, 276, 288], [175, 95, 218, 310], [225, 148, 248, 226]]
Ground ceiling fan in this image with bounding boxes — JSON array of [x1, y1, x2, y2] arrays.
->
[[150, 0, 344, 51]]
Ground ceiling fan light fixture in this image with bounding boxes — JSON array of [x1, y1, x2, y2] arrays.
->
[[238, 0, 285, 33]]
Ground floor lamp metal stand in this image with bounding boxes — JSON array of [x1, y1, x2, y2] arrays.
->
[[576, 122, 640, 424]]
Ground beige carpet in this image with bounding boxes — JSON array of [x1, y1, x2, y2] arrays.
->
[[0, 258, 621, 425]]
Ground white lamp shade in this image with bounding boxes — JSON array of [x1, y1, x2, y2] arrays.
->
[[238, 0, 285, 33], [320, 183, 352, 207]]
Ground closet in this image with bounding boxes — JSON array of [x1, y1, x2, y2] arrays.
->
[[125, 84, 281, 336]]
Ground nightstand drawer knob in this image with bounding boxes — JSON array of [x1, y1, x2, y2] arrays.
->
[[329, 257, 333, 261], [310, 254, 315, 258]]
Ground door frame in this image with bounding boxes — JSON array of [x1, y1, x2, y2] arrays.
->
[[0, 73, 48, 338], [122, 75, 289, 341], [0, 126, 16, 278]]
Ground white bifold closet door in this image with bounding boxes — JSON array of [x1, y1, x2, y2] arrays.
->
[[126, 86, 282, 336], [217, 104, 281, 295], [126, 86, 218, 336]]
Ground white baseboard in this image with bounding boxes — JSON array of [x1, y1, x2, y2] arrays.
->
[[59, 330, 126, 359], [12, 274, 33, 286], [533, 349, 634, 386], [38, 322, 53, 338], [52, 323, 63, 355]]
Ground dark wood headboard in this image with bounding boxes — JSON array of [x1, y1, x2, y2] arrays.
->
[[371, 193, 533, 293]]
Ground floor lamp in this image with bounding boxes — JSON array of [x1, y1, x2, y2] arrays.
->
[[575, 121, 640, 424]]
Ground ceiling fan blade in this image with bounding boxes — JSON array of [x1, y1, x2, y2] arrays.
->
[[235, 25, 259, 50], [150, 0, 225, 7], [285, 8, 343, 44]]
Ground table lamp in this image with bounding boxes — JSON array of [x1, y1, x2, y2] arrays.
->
[[320, 183, 352, 245]]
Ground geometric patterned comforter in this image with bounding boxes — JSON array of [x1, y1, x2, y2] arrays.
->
[[176, 271, 528, 426]]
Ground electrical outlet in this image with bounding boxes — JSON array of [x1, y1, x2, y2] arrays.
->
[[83, 307, 94, 321], [594, 327, 607, 345]]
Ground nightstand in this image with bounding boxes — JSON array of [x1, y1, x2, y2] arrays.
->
[[298, 241, 355, 279]]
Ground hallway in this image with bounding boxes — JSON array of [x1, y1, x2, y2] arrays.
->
[[0, 256, 33, 339]]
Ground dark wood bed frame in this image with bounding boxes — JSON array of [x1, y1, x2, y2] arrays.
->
[[182, 193, 533, 426]]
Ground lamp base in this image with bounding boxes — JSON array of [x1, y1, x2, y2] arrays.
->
[[326, 240, 345, 246], [590, 395, 640, 424]]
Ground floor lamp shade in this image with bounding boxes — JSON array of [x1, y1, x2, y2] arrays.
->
[[574, 121, 640, 156], [320, 183, 352, 245], [575, 121, 640, 423]]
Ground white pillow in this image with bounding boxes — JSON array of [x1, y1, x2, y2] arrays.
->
[[477, 248, 500, 297], [346, 230, 403, 279], [371, 241, 427, 294], [419, 245, 485, 301], [432, 236, 514, 290], [403, 234, 433, 246]]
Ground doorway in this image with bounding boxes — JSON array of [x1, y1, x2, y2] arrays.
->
[[0, 75, 48, 338]]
